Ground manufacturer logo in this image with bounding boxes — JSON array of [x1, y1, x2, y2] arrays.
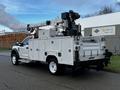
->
[[94, 29, 100, 33]]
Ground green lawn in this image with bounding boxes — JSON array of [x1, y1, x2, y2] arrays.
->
[[105, 56, 120, 73]]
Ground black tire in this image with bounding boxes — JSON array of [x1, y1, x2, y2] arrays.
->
[[96, 62, 104, 71], [48, 58, 64, 75], [11, 54, 19, 65]]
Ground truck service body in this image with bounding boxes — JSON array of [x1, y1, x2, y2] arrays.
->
[[11, 11, 111, 75]]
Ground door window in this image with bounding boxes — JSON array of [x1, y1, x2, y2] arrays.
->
[[22, 37, 30, 45]]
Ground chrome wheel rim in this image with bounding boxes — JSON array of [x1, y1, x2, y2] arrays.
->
[[49, 61, 57, 74], [12, 56, 16, 64]]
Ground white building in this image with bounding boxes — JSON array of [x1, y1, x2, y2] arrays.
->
[[76, 12, 120, 54], [76, 12, 120, 36], [0, 30, 5, 36]]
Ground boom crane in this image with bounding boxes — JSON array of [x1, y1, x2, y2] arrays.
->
[[27, 10, 82, 37]]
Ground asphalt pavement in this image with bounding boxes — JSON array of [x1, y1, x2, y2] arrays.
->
[[0, 51, 120, 90]]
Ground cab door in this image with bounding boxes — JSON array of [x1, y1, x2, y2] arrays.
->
[[19, 37, 30, 59]]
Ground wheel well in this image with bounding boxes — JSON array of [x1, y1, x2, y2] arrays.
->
[[11, 50, 19, 58], [46, 55, 58, 63]]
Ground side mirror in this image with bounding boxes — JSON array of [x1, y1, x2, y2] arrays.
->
[[15, 42, 23, 46], [15, 42, 20, 46], [19, 43, 23, 46]]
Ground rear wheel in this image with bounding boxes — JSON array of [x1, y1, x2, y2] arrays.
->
[[11, 54, 19, 65], [48, 58, 64, 75], [49, 61, 58, 74], [96, 62, 104, 71]]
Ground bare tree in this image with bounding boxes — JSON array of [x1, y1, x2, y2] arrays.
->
[[83, 6, 114, 18], [116, 2, 120, 6], [98, 6, 114, 15]]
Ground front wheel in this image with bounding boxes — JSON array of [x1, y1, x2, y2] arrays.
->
[[11, 54, 19, 65]]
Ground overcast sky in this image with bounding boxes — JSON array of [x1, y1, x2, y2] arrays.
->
[[0, 0, 120, 31]]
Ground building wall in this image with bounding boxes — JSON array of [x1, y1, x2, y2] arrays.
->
[[0, 30, 5, 36], [105, 36, 120, 55], [84, 24, 120, 36], [76, 12, 120, 30], [116, 25, 120, 35], [0, 33, 26, 49], [84, 28, 92, 36]]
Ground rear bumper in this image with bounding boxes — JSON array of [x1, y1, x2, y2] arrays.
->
[[79, 55, 105, 62], [74, 59, 105, 68]]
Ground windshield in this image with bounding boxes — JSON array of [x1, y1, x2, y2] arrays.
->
[[22, 36, 31, 45]]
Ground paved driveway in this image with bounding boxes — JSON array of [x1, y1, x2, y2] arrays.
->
[[0, 52, 120, 90]]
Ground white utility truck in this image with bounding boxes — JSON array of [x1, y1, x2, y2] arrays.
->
[[11, 11, 111, 75]]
